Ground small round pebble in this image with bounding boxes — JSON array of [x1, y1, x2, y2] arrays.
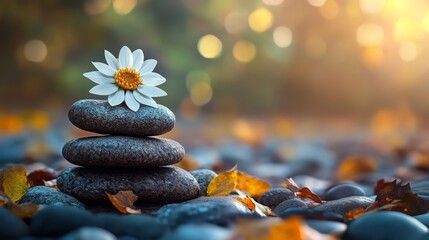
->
[[258, 188, 295, 209], [305, 220, 346, 235], [160, 224, 232, 240], [345, 211, 428, 240], [273, 198, 307, 215], [30, 205, 94, 237], [92, 213, 166, 240], [68, 99, 175, 136], [0, 208, 29, 239], [20, 186, 86, 209], [190, 169, 217, 196], [59, 227, 116, 240], [57, 166, 200, 203], [323, 183, 366, 201], [63, 136, 185, 168], [312, 196, 373, 216]]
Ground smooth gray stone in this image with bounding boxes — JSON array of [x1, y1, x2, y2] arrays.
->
[[20, 186, 86, 209], [258, 188, 295, 209], [68, 99, 175, 136], [190, 169, 217, 196], [57, 166, 200, 203], [160, 224, 232, 240], [59, 227, 116, 240], [273, 198, 307, 215], [312, 196, 374, 216], [62, 136, 185, 167], [305, 220, 346, 235], [0, 208, 29, 239]]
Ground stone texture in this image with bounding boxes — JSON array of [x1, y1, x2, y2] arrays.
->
[[312, 196, 374, 216], [57, 166, 200, 203], [273, 198, 307, 215], [190, 169, 217, 196], [68, 99, 175, 136], [323, 183, 366, 201], [258, 188, 295, 209], [20, 186, 86, 209], [62, 136, 185, 168]]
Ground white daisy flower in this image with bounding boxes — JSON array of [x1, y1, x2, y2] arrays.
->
[[83, 46, 167, 112]]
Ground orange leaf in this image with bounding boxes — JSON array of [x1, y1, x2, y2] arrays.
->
[[296, 187, 322, 204], [282, 178, 300, 192], [206, 165, 237, 196], [235, 196, 256, 211], [335, 156, 378, 181], [106, 190, 141, 214], [236, 190, 275, 217], [236, 171, 271, 199], [264, 216, 305, 240], [0, 166, 30, 202], [344, 207, 366, 221]]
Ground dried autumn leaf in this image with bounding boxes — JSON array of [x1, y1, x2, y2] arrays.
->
[[0, 166, 30, 202], [235, 196, 256, 211], [27, 168, 58, 187], [335, 156, 378, 181], [106, 191, 141, 214], [206, 165, 237, 196], [282, 178, 323, 204], [344, 207, 366, 221], [264, 216, 305, 240], [236, 171, 271, 199], [282, 178, 300, 192], [236, 190, 275, 217]]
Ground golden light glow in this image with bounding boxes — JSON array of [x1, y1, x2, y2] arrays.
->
[[233, 41, 256, 63], [113, 0, 137, 15], [399, 41, 417, 62], [198, 34, 222, 59], [422, 12, 429, 34], [356, 23, 384, 46], [319, 0, 339, 20], [273, 27, 293, 48], [308, 0, 326, 7], [114, 68, 141, 90], [305, 36, 326, 58], [24, 40, 48, 63], [362, 47, 383, 68], [394, 18, 421, 42], [359, 0, 385, 14], [248, 7, 273, 33], [224, 12, 247, 34], [186, 70, 211, 92], [263, 0, 284, 6], [190, 81, 213, 106]]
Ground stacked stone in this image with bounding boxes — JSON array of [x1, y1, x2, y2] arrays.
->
[[57, 99, 200, 204]]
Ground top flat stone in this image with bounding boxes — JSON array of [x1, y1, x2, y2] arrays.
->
[[68, 99, 175, 136]]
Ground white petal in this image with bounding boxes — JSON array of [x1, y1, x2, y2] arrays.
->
[[125, 90, 140, 112], [83, 71, 115, 84], [119, 46, 133, 68], [104, 50, 119, 70], [132, 49, 144, 70], [89, 84, 119, 96], [141, 72, 166, 86], [92, 62, 116, 76], [108, 89, 125, 106], [137, 85, 167, 97], [133, 91, 158, 108], [140, 59, 157, 73]]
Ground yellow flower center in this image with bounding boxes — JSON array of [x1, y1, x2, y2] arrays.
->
[[114, 68, 142, 90]]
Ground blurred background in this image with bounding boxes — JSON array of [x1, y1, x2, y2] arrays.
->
[[1, 0, 429, 180]]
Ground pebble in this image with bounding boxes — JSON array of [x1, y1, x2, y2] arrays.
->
[[323, 183, 366, 201], [59, 227, 117, 240], [190, 169, 217, 196], [68, 99, 175, 136], [305, 220, 346, 235], [156, 196, 252, 227], [345, 211, 428, 240], [415, 212, 429, 228], [276, 208, 344, 222], [19, 186, 86, 209], [312, 196, 374, 216], [160, 224, 232, 240], [0, 208, 29, 239], [258, 188, 295, 209], [273, 198, 307, 215], [30, 205, 94, 237], [57, 166, 200, 203], [92, 213, 166, 240], [62, 136, 184, 168]]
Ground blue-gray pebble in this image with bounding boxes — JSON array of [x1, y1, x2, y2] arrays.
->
[[62, 136, 185, 167], [59, 227, 116, 240], [190, 169, 217, 196], [313, 196, 373, 216], [68, 99, 175, 136], [258, 188, 295, 209], [0, 208, 29, 239], [323, 183, 366, 201], [345, 211, 428, 240], [20, 186, 86, 209], [57, 166, 199, 203]]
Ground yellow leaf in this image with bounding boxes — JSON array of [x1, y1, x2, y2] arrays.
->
[[206, 165, 237, 196], [0, 166, 30, 202], [236, 171, 271, 198], [264, 216, 305, 240], [106, 190, 141, 214]]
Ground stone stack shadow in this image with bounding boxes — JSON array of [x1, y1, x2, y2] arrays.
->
[[57, 99, 200, 204]]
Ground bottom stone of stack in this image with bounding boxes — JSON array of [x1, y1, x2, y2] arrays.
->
[[57, 166, 200, 203]]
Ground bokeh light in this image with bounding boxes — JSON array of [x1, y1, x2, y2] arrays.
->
[[23, 40, 48, 63], [399, 41, 418, 62], [308, 0, 326, 7], [233, 41, 257, 63], [186, 70, 211, 92], [359, 0, 385, 14], [248, 7, 273, 32], [356, 23, 384, 47], [262, 0, 284, 6], [198, 34, 222, 59], [84, 0, 111, 15], [224, 11, 247, 34], [273, 27, 293, 48], [190, 81, 213, 106], [113, 0, 137, 15], [319, 0, 339, 19]]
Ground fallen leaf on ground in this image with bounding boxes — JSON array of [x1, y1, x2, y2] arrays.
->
[[264, 216, 305, 240], [27, 168, 58, 187], [335, 155, 378, 181], [235, 196, 256, 211], [207, 165, 237, 196], [106, 190, 141, 214], [282, 178, 323, 204], [235, 190, 275, 217], [236, 171, 271, 199], [0, 166, 30, 202]]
